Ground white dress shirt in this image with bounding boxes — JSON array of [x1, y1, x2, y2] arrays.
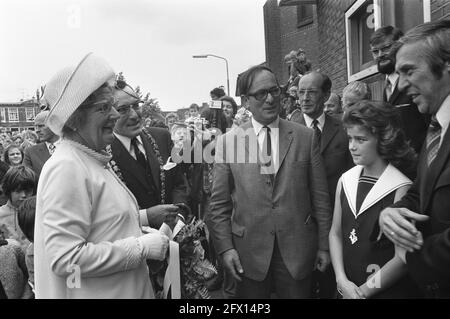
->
[[303, 112, 325, 132], [435, 94, 450, 149], [251, 116, 280, 173], [113, 133, 147, 160]]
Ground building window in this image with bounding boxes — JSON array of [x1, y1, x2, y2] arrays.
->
[[345, 0, 430, 82], [0, 108, 5, 122], [8, 107, 19, 122], [297, 5, 313, 27], [26, 107, 35, 122]]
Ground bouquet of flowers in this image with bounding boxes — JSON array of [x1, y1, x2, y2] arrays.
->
[[149, 205, 217, 299]]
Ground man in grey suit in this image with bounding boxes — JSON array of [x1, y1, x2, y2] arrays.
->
[[23, 111, 59, 179], [207, 65, 332, 298]]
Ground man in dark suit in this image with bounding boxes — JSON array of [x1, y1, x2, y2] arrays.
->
[[111, 82, 188, 228], [370, 26, 429, 154], [207, 65, 332, 298], [23, 111, 59, 179], [293, 71, 353, 298], [379, 20, 450, 298]]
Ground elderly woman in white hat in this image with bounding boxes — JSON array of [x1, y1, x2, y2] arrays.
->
[[34, 53, 169, 299]]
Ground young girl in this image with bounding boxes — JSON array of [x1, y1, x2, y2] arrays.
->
[[3, 145, 24, 167], [0, 166, 36, 250], [329, 100, 420, 299]]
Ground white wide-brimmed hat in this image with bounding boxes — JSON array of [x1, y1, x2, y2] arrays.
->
[[43, 52, 115, 135]]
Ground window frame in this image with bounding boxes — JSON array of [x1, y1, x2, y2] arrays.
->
[[345, 0, 431, 82], [7, 107, 19, 123], [25, 107, 35, 122], [297, 4, 314, 28]]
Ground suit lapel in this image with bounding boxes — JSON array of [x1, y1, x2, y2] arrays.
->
[[140, 132, 160, 191], [422, 128, 450, 211], [321, 115, 338, 153], [277, 119, 293, 176], [37, 143, 50, 162], [388, 85, 401, 104], [112, 137, 150, 190]]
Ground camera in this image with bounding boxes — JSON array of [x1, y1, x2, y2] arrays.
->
[[209, 100, 223, 109]]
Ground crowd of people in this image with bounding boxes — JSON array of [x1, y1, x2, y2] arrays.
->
[[1, 20, 450, 299]]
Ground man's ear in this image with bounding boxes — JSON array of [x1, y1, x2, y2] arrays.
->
[[446, 61, 450, 74], [241, 95, 249, 108], [324, 91, 331, 103]]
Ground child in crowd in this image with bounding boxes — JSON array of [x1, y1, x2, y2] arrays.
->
[[329, 100, 420, 298], [0, 166, 36, 250], [342, 81, 372, 110], [18, 196, 36, 294]]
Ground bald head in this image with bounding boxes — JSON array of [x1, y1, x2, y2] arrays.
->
[[324, 93, 342, 116], [34, 110, 58, 143]]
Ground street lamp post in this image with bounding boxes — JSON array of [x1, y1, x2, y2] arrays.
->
[[193, 54, 230, 96]]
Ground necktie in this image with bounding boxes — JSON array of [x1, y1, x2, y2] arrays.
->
[[312, 119, 322, 145], [426, 117, 441, 166], [261, 126, 272, 166], [48, 143, 55, 155], [131, 137, 147, 169], [385, 78, 392, 101]]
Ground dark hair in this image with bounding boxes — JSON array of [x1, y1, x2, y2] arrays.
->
[[370, 25, 404, 46], [18, 196, 36, 242], [343, 100, 416, 174], [2, 165, 36, 199], [394, 20, 450, 78], [237, 65, 278, 96], [3, 144, 24, 166], [62, 82, 114, 136], [220, 96, 238, 116], [210, 87, 226, 99], [189, 103, 199, 111]]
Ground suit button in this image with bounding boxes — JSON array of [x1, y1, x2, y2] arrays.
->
[[270, 230, 275, 236], [266, 179, 271, 185]]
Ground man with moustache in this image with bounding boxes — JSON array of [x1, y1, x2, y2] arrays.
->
[[379, 20, 450, 298], [207, 65, 332, 298], [110, 81, 188, 228], [23, 110, 59, 179], [293, 71, 353, 298], [370, 26, 428, 155]]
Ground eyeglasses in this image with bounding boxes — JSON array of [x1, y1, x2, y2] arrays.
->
[[91, 98, 116, 115], [248, 86, 281, 101], [370, 42, 394, 55], [116, 102, 141, 115]]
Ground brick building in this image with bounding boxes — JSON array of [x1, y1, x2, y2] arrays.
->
[[0, 99, 41, 133], [264, 0, 449, 98]]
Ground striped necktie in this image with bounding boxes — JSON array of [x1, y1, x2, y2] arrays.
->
[[385, 78, 393, 101], [426, 117, 441, 166]]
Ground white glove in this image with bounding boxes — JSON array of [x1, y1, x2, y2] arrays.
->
[[137, 232, 169, 261]]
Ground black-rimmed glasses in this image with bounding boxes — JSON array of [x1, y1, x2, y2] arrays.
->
[[248, 86, 281, 101], [116, 102, 141, 115]]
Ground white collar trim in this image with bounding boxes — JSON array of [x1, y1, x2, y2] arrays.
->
[[341, 163, 412, 218]]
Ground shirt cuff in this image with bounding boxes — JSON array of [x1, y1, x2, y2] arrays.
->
[[139, 209, 149, 226]]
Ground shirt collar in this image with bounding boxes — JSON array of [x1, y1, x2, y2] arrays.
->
[[251, 116, 280, 137], [435, 94, 450, 133], [303, 112, 325, 130], [114, 132, 143, 152], [386, 73, 399, 87]]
